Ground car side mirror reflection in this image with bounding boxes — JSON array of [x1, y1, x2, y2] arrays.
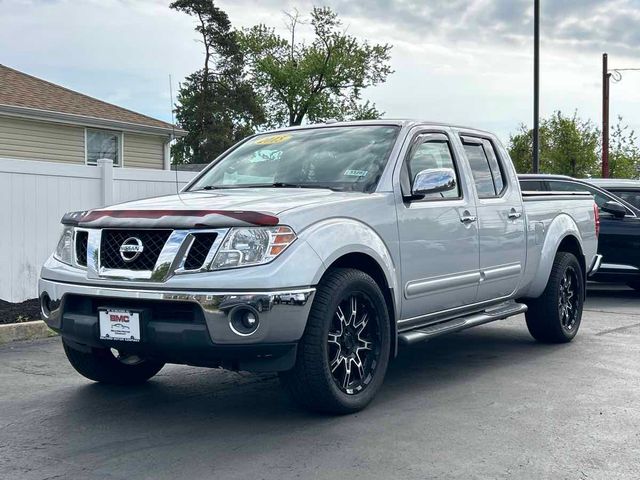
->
[[601, 200, 627, 218], [411, 168, 457, 197]]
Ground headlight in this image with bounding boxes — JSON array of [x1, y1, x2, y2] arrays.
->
[[211, 226, 296, 270], [54, 226, 74, 265]]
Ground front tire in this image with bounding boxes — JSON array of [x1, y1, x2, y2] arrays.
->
[[525, 252, 584, 343], [63, 339, 165, 385], [280, 268, 391, 414]]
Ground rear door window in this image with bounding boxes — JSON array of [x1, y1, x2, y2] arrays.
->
[[462, 137, 506, 198]]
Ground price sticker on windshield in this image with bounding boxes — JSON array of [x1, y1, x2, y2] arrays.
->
[[255, 134, 292, 145], [344, 169, 368, 177]]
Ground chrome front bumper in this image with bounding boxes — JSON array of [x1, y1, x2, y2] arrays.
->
[[39, 278, 315, 346]]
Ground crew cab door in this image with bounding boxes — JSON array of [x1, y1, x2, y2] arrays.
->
[[395, 130, 480, 321], [460, 135, 526, 301]]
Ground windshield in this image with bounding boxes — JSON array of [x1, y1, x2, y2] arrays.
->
[[188, 125, 400, 193]]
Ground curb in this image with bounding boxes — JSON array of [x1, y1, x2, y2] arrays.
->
[[0, 320, 58, 345]]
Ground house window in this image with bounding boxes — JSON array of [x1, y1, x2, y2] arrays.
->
[[86, 129, 122, 166]]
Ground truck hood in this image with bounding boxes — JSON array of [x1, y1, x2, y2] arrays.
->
[[63, 188, 366, 229]]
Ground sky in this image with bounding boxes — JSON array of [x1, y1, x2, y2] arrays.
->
[[2, 0, 640, 144]]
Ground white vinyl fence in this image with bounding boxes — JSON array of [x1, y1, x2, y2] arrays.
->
[[0, 158, 197, 302]]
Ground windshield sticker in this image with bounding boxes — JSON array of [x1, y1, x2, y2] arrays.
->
[[344, 169, 368, 177], [255, 134, 292, 145]]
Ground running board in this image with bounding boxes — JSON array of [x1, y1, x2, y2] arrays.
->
[[398, 301, 528, 346]]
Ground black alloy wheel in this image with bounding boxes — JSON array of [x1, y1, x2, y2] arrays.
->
[[327, 293, 381, 395], [280, 268, 391, 414], [525, 251, 584, 343], [558, 266, 580, 332]]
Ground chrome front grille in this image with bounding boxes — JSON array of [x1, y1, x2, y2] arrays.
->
[[183, 232, 218, 271], [75, 230, 88, 267], [100, 229, 172, 271], [74, 228, 228, 281]]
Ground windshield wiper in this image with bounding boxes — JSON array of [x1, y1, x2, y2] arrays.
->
[[191, 183, 343, 192], [269, 182, 344, 191], [219, 182, 342, 191], [270, 182, 316, 189]]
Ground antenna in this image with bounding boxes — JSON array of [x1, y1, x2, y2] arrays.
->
[[169, 74, 179, 195]]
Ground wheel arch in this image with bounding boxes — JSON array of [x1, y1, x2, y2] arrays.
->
[[522, 213, 586, 299], [323, 252, 399, 358], [301, 218, 400, 357], [557, 235, 586, 277]]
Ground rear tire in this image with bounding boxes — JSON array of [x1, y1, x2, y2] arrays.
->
[[280, 268, 391, 414], [63, 339, 164, 385], [525, 251, 584, 343]]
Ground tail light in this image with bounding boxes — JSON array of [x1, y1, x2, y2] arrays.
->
[[593, 203, 600, 237]]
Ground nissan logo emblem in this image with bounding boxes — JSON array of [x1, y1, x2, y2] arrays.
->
[[119, 237, 144, 262]]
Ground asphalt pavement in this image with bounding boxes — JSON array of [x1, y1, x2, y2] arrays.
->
[[1, 285, 638, 480]]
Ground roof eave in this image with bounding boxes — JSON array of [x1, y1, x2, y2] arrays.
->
[[0, 104, 188, 137]]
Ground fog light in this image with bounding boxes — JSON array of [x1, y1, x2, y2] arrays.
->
[[229, 306, 260, 336], [40, 292, 51, 318], [243, 311, 257, 328]]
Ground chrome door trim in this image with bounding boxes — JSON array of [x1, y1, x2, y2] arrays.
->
[[481, 263, 522, 282], [404, 270, 481, 299]]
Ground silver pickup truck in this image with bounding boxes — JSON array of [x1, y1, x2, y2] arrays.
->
[[39, 120, 600, 413]]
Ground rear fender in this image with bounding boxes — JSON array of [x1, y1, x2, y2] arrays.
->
[[524, 214, 584, 298]]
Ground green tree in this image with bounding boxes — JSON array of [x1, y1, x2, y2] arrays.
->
[[507, 123, 533, 174], [170, 0, 265, 163], [608, 116, 640, 179], [508, 111, 599, 177], [238, 7, 393, 127]]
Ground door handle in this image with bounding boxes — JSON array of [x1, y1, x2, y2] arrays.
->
[[508, 210, 522, 220], [460, 214, 477, 224]]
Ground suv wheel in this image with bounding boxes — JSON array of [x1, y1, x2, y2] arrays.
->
[[525, 251, 584, 343], [280, 268, 391, 414], [63, 339, 164, 384]]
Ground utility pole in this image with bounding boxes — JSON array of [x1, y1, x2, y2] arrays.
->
[[532, 0, 540, 173], [601, 57, 640, 178], [602, 53, 610, 178]]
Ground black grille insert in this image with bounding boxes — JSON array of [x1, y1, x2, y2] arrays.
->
[[100, 230, 172, 271], [184, 233, 217, 270], [64, 294, 205, 324], [75, 231, 88, 266]]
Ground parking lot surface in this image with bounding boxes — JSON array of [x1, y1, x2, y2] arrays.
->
[[1, 285, 639, 480]]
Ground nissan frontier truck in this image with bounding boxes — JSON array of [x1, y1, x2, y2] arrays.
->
[[39, 120, 600, 413]]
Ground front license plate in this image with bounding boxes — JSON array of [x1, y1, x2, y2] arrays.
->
[[99, 309, 141, 342]]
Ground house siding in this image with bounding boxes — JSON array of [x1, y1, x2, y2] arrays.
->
[[0, 115, 85, 163], [123, 133, 166, 169]]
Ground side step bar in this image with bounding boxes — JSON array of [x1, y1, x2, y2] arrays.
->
[[398, 301, 528, 346]]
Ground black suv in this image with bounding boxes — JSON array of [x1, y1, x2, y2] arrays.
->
[[520, 174, 640, 291], [585, 178, 640, 211]]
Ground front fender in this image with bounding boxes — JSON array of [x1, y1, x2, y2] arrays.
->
[[523, 213, 584, 298], [299, 218, 400, 312]]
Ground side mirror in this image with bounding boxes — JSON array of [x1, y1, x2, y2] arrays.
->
[[601, 200, 627, 218], [411, 168, 457, 197]]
